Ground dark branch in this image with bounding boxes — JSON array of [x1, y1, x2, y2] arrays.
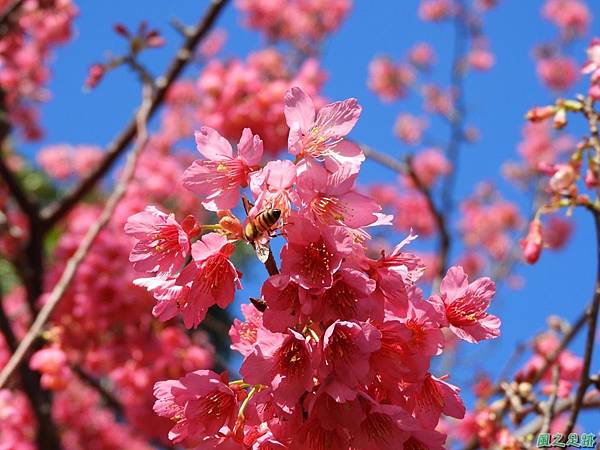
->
[[0, 0, 25, 37], [563, 209, 600, 435], [0, 283, 62, 449], [71, 365, 123, 417], [41, 0, 230, 227], [360, 144, 451, 283], [0, 89, 39, 220]]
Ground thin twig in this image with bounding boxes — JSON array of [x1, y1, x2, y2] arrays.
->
[[0, 83, 154, 389], [541, 365, 560, 434], [0, 279, 61, 449], [531, 308, 588, 386], [514, 395, 600, 439], [0, 0, 24, 37], [0, 89, 38, 220], [563, 209, 600, 436], [71, 364, 124, 417], [360, 144, 450, 287], [41, 0, 229, 227], [440, 0, 468, 219]]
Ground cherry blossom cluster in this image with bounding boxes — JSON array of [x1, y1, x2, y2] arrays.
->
[[125, 86, 501, 449], [534, 0, 590, 93], [37, 144, 103, 181], [368, 1, 496, 105], [440, 321, 588, 449], [0, 138, 218, 447], [235, 0, 351, 51], [0, 0, 77, 140], [164, 48, 326, 156], [520, 38, 600, 263], [366, 0, 514, 278]]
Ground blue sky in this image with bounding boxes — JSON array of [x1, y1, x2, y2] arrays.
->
[[21, 0, 600, 434]]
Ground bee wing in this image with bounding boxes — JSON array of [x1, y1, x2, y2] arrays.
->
[[254, 242, 270, 263]]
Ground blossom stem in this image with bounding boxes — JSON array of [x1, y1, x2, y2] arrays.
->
[[237, 385, 259, 421], [229, 379, 251, 389], [201, 224, 222, 231]]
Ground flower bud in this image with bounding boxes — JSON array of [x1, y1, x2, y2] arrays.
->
[[549, 163, 576, 192], [219, 214, 243, 239], [84, 63, 105, 90], [585, 167, 599, 188], [553, 108, 567, 129], [526, 105, 556, 122], [517, 382, 532, 398], [520, 218, 543, 264]]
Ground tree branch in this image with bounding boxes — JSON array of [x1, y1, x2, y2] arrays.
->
[[0, 83, 154, 389], [0, 281, 62, 449], [360, 144, 451, 285], [439, 0, 468, 221], [40, 0, 230, 228], [540, 365, 560, 434], [71, 364, 123, 417], [562, 209, 600, 436], [0, 0, 24, 37], [0, 89, 38, 220]]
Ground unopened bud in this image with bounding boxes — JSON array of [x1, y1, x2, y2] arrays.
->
[[520, 218, 543, 264], [585, 167, 599, 188], [517, 382, 532, 398], [553, 108, 567, 129], [219, 215, 243, 239], [549, 163, 576, 192], [84, 63, 105, 90], [113, 23, 131, 38], [181, 214, 200, 237], [526, 105, 556, 122]]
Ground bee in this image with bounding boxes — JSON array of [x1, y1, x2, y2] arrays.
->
[[243, 208, 281, 263], [250, 296, 267, 312]]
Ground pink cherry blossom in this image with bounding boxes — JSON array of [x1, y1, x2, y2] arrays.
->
[[296, 159, 380, 228], [171, 233, 242, 328], [125, 206, 194, 275], [261, 274, 312, 332], [351, 396, 416, 450], [542, 215, 573, 250], [316, 266, 378, 323], [394, 114, 428, 146], [193, 49, 326, 155], [419, 0, 453, 22], [229, 303, 264, 357], [468, 47, 495, 71], [581, 38, 600, 81], [542, 0, 590, 38], [250, 159, 299, 219], [280, 215, 353, 291], [409, 42, 436, 69], [319, 320, 381, 402], [430, 266, 500, 343], [240, 329, 314, 411], [410, 373, 465, 428], [368, 57, 415, 101], [409, 147, 452, 187], [153, 370, 239, 445], [235, 0, 351, 48], [284, 86, 364, 166], [183, 126, 263, 211], [29, 346, 72, 391], [537, 56, 578, 91]]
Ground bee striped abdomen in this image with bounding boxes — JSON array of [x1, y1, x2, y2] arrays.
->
[[243, 209, 281, 241]]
